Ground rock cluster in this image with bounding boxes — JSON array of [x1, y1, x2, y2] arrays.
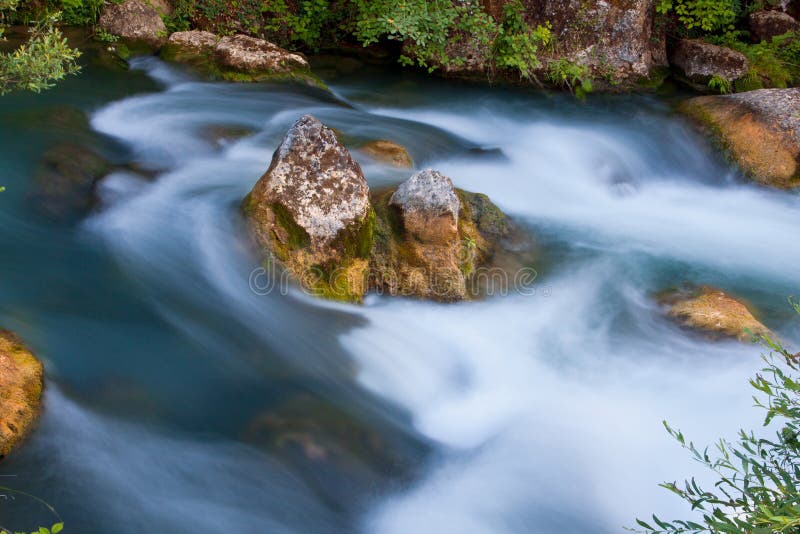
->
[[0, 331, 44, 459], [680, 88, 800, 189], [161, 31, 319, 86], [243, 115, 521, 303]]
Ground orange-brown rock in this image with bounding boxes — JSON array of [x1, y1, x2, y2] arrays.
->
[[359, 140, 413, 168], [662, 286, 772, 341], [680, 88, 800, 189], [0, 331, 44, 459]]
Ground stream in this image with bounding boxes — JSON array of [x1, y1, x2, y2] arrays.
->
[[0, 53, 798, 533]]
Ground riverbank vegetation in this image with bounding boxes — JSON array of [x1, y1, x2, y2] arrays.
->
[[0, 0, 80, 94], [634, 302, 800, 533], [657, 0, 800, 91]]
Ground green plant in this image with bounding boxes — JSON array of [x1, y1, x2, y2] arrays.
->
[[0, 11, 81, 95], [493, 1, 551, 80], [56, 0, 104, 26], [546, 58, 593, 98], [93, 27, 119, 43], [656, 0, 738, 33], [707, 74, 732, 93], [631, 300, 800, 533]]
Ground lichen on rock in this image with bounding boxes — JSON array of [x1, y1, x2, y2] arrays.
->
[[243, 117, 526, 304], [679, 88, 800, 189], [0, 331, 44, 459], [243, 115, 373, 302]]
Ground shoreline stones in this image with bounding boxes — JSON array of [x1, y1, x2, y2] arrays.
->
[[0, 331, 44, 459], [243, 115, 524, 303], [661, 286, 771, 341], [161, 31, 321, 87], [679, 88, 800, 189]]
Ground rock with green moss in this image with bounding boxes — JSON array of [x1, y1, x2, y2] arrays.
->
[[243, 115, 373, 302], [679, 88, 800, 189], [161, 31, 322, 87], [0, 331, 44, 459], [244, 117, 526, 303], [370, 169, 518, 302]]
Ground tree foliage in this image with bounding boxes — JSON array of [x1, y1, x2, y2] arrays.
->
[[633, 301, 800, 533], [0, 0, 81, 95]]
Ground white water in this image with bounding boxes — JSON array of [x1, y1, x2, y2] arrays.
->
[[11, 58, 799, 533]]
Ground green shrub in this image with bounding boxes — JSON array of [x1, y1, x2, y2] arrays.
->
[[57, 0, 104, 26], [632, 300, 800, 533], [493, 1, 551, 80], [656, 0, 738, 33], [0, 11, 81, 95], [546, 58, 593, 98]]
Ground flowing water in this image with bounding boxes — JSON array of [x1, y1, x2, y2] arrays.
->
[[0, 54, 798, 533]]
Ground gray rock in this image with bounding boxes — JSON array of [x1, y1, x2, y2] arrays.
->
[[670, 39, 749, 90], [750, 10, 799, 42], [166, 30, 218, 56], [243, 115, 372, 302], [390, 169, 461, 244], [215, 34, 309, 74], [98, 0, 166, 49]]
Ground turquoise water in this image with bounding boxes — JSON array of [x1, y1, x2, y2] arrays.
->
[[0, 53, 798, 533]]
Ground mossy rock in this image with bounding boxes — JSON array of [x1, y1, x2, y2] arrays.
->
[[679, 90, 800, 189], [0, 331, 44, 459]]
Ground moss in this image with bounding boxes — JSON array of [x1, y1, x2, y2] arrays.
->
[[636, 66, 670, 90], [270, 202, 311, 254]]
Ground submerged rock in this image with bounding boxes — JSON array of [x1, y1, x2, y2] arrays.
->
[[244, 116, 525, 303], [749, 10, 799, 42], [669, 39, 749, 91], [161, 30, 321, 86], [243, 115, 373, 302], [358, 140, 413, 168], [32, 143, 112, 220], [0, 331, 44, 459], [98, 0, 167, 51], [244, 394, 420, 509], [661, 286, 771, 341], [680, 88, 800, 188]]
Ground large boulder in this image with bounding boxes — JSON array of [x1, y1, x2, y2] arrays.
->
[[161, 31, 321, 86], [243, 115, 373, 302], [98, 0, 167, 51], [680, 88, 800, 188], [749, 10, 799, 42], [0, 331, 44, 459], [32, 143, 111, 220], [669, 39, 749, 91], [661, 286, 771, 341]]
